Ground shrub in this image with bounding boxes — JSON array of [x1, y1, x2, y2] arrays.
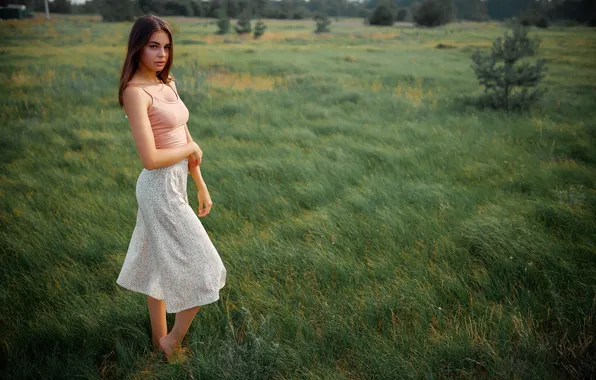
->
[[469, 25, 547, 112], [216, 8, 230, 35], [314, 12, 331, 33], [411, 0, 454, 27], [254, 20, 267, 39], [369, 5, 395, 26], [235, 10, 252, 34]]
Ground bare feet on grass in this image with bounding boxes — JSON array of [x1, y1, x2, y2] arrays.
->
[[152, 337, 164, 350], [159, 335, 190, 364]]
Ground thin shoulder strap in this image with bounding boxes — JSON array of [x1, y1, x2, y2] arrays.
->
[[165, 81, 180, 100], [127, 82, 154, 106]]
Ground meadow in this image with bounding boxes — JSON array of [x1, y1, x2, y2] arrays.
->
[[1, 13, 595, 379]]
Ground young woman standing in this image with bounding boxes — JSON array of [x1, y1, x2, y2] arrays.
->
[[115, 14, 226, 363]]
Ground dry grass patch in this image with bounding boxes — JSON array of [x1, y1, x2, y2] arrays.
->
[[207, 70, 283, 91]]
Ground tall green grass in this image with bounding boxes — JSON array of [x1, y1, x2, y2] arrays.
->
[[1, 15, 595, 379]]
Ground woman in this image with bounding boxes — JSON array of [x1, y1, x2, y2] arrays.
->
[[115, 14, 226, 363]]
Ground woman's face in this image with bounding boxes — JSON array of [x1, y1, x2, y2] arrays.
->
[[139, 30, 170, 73]]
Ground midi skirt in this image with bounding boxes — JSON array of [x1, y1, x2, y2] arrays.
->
[[116, 158, 226, 313]]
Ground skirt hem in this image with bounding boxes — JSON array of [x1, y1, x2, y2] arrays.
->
[[116, 279, 224, 313]]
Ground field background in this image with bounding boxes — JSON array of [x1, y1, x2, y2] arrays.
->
[[1, 13, 595, 379]]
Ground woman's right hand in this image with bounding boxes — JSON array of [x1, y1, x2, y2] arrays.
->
[[190, 142, 203, 166]]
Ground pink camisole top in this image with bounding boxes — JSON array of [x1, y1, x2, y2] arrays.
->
[[126, 81, 190, 149]]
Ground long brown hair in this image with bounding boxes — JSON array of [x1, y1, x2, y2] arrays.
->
[[118, 14, 175, 107]]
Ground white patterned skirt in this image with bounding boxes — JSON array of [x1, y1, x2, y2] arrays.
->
[[116, 158, 226, 313]]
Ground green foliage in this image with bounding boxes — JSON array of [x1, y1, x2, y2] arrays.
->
[[369, 4, 396, 26], [470, 25, 547, 111], [313, 12, 331, 33], [216, 7, 230, 35], [50, 0, 72, 13], [518, 9, 550, 28], [486, 0, 535, 20], [253, 20, 267, 39], [412, 0, 454, 27], [98, 0, 139, 22], [535, 16, 549, 28], [396, 8, 408, 21], [454, 0, 489, 21], [293, 6, 313, 20], [235, 9, 252, 34]]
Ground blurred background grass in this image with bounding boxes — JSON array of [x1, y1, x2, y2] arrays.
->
[[1, 15, 595, 379]]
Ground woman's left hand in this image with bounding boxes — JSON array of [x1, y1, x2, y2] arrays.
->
[[197, 184, 213, 217], [188, 154, 200, 168]]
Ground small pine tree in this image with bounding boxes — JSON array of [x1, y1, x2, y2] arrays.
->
[[253, 20, 267, 39], [235, 9, 252, 34], [470, 25, 547, 112], [216, 8, 230, 35], [314, 12, 331, 33]]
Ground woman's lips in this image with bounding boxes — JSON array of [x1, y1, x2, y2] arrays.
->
[[156, 62, 165, 66]]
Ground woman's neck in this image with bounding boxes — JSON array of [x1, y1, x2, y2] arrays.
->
[[134, 66, 161, 84]]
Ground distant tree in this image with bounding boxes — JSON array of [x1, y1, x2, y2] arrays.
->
[[50, 0, 72, 13], [309, 0, 330, 14], [226, 0, 241, 18], [412, 0, 454, 27], [395, 8, 408, 21], [216, 6, 230, 33], [98, 0, 139, 21], [486, 0, 534, 20], [138, 0, 159, 13], [454, 0, 488, 21], [369, 3, 396, 26], [293, 6, 312, 19], [547, 0, 596, 26], [235, 8, 252, 34], [470, 25, 547, 112], [280, 0, 294, 18], [252, 0, 269, 17], [313, 11, 331, 33], [191, 0, 206, 17], [71, 0, 100, 14], [163, 0, 193, 16], [253, 19, 267, 38]]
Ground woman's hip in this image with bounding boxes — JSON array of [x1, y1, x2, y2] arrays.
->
[[135, 159, 189, 207]]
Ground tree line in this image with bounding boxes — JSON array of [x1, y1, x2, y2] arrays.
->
[[9, 0, 595, 26]]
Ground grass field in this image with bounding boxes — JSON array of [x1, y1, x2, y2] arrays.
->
[[1, 13, 595, 379]]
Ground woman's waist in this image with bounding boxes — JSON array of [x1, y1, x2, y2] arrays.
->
[[153, 125, 187, 149], [142, 157, 188, 173]]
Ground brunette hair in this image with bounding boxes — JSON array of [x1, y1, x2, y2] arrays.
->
[[118, 14, 175, 107]]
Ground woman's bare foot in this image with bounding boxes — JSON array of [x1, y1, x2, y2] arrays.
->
[[159, 336, 189, 364], [159, 336, 175, 362]]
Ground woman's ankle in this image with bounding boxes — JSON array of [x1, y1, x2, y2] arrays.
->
[[162, 333, 179, 349]]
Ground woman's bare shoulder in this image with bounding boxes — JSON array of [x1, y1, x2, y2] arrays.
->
[[122, 84, 152, 109]]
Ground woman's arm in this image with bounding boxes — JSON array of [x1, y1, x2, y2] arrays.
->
[[183, 124, 212, 216], [123, 86, 199, 170], [169, 81, 207, 188], [184, 124, 207, 187]]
